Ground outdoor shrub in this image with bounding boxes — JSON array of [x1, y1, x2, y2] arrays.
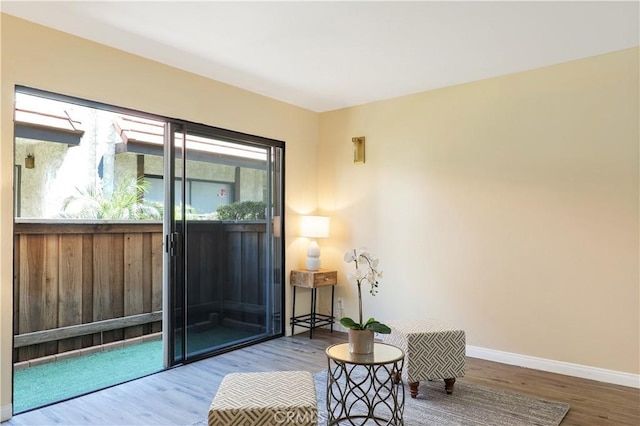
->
[[216, 201, 266, 220], [61, 176, 162, 220]]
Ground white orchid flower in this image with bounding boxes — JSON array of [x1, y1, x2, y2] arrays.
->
[[344, 251, 356, 263], [349, 269, 364, 281], [341, 247, 390, 333]]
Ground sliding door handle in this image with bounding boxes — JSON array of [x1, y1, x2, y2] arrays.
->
[[166, 232, 181, 256]]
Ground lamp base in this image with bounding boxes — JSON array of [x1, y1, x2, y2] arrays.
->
[[306, 240, 321, 271], [305, 257, 321, 271]]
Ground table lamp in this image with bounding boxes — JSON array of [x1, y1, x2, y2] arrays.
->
[[300, 215, 330, 271]]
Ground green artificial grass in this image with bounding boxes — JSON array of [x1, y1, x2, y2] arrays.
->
[[14, 340, 163, 413], [14, 326, 263, 413]]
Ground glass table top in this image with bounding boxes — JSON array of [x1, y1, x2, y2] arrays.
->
[[326, 342, 404, 365]]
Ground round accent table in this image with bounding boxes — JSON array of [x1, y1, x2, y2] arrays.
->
[[325, 342, 405, 425]]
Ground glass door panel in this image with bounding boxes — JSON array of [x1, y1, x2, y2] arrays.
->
[[165, 122, 185, 366], [168, 124, 284, 363]]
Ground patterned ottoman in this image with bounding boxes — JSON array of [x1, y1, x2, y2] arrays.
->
[[383, 319, 466, 399], [208, 370, 317, 426]]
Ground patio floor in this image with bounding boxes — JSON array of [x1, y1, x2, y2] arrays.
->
[[13, 325, 261, 413], [14, 339, 164, 413]]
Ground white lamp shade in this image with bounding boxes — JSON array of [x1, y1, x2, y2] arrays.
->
[[300, 215, 330, 239]]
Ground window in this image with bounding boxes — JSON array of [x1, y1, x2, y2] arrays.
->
[[145, 175, 234, 217]]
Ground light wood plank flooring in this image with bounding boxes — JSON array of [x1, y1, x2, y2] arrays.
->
[[6, 330, 639, 425]]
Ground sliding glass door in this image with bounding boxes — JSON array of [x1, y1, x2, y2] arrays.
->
[[12, 87, 285, 414], [165, 122, 284, 364]]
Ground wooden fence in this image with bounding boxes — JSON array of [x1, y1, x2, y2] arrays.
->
[[13, 220, 269, 362]]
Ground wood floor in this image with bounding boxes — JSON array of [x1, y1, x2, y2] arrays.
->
[[6, 329, 639, 425]]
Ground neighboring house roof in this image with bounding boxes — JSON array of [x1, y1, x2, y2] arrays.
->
[[15, 91, 268, 169], [14, 94, 84, 145], [115, 115, 268, 169]]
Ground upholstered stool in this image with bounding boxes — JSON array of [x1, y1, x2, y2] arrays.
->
[[208, 370, 317, 426], [383, 319, 466, 399]]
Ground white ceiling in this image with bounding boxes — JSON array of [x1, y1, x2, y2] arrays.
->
[[1, 1, 638, 112]]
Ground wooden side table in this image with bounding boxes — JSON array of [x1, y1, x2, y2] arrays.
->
[[290, 269, 337, 339]]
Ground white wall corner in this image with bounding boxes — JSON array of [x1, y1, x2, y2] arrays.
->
[[1, 403, 12, 422], [466, 345, 640, 389]]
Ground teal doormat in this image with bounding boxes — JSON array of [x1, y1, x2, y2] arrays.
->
[[14, 340, 163, 413]]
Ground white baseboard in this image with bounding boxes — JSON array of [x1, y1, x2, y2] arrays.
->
[[1, 403, 12, 422], [466, 345, 639, 389]]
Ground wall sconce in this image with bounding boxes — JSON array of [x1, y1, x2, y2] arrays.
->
[[300, 215, 330, 271], [352, 136, 365, 164], [25, 154, 35, 169]]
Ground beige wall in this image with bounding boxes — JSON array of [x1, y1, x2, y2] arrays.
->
[[0, 14, 319, 415], [319, 48, 639, 375], [2, 11, 638, 420]]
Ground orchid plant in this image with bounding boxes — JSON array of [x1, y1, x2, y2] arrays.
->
[[339, 248, 391, 334]]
